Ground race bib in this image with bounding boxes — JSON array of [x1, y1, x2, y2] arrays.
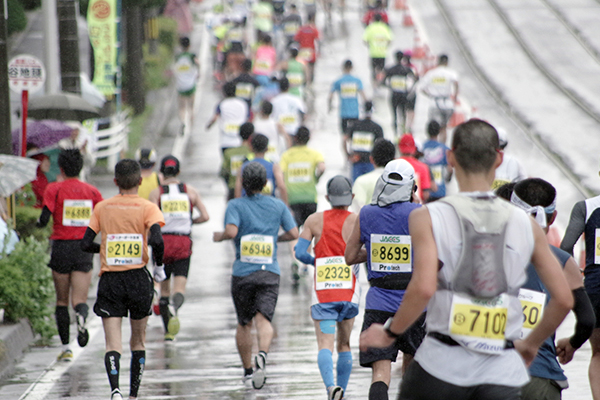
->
[[431, 165, 443, 186], [432, 76, 448, 85], [390, 76, 407, 91], [106, 233, 143, 266], [351, 132, 374, 152], [315, 256, 352, 290], [224, 123, 240, 135], [518, 288, 546, 339], [231, 154, 246, 177], [340, 82, 358, 98], [449, 293, 508, 354], [240, 234, 274, 264], [62, 199, 92, 227], [287, 72, 304, 86], [161, 193, 190, 218], [287, 161, 311, 183], [595, 228, 600, 264], [284, 22, 299, 35], [370, 234, 411, 273], [236, 83, 254, 99], [262, 179, 274, 195], [279, 114, 297, 126], [299, 48, 314, 61], [255, 59, 271, 72]]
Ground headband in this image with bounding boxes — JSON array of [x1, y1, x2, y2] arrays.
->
[[510, 191, 556, 228]]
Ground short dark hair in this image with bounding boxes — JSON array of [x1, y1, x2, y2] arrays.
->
[[223, 81, 237, 97], [58, 149, 84, 177], [289, 47, 299, 58], [514, 178, 556, 208], [374, 13, 382, 22], [295, 126, 310, 144], [343, 60, 353, 70], [115, 159, 141, 190], [308, 12, 316, 22], [242, 161, 267, 194], [261, 34, 272, 45], [279, 77, 290, 92], [180, 37, 190, 48], [395, 51, 404, 63], [261, 100, 273, 115], [451, 119, 499, 174], [427, 120, 441, 137], [240, 122, 254, 140], [242, 58, 253, 72], [371, 139, 396, 167], [495, 182, 517, 201], [251, 133, 269, 153], [439, 54, 449, 64]]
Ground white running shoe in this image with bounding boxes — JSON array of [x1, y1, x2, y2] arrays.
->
[[252, 353, 267, 389]]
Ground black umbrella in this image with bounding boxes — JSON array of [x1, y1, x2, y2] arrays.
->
[[28, 92, 101, 122]]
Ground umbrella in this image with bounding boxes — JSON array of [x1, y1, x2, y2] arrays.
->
[[11, 119, 73, 155], [0, 155, 40, 197], [28, 92, 101, 122]]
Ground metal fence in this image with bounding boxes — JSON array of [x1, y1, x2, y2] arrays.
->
[[91, 111, 131, 170]]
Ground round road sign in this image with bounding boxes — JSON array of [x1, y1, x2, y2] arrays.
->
[[8, 54, 46, 94]]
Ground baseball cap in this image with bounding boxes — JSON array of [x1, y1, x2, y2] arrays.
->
[[135, 148, 157, 169], [497, 127, 508, 148], [398, 134, 417, 155], [382, 159, 415, 185], [160, 155, 180, 176], [327, 175, 353, 207]]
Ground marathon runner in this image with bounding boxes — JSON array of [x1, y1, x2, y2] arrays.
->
[[213, 162, 298, 389], [398, 134, 435, 202], [253, 101, 291, 161], [295, 175, 359, 400], [422, 120, 452, 202], [360, 119, 572, 400], [383, 51, 417, 135], [221, 123, 254, 201], [362, 13, 393, 83], [276, 47, 309, 99], [281, 4, 302, 49], [231, 58, 260, 111], [352, 138, 395, 211], [252, 0, 274, 41], [345, 101, 384, 182], [492, 127, 526, 190], [135, 148, 161, 200], [270, 78, 306, 139], [294, 13, 319, 84], [496, 179, 595, 400], [149, 156, 210, 341], [252, 34, 277, 87], [80, 159, 166, 400], [206, 81, 249, 154], [328, 60, 367, 137], [173, 37, 199, 132], [345, 159, 424, 400], [37, 149, 103, 361]]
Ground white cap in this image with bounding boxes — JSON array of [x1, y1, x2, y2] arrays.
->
[[382, 159, 415, 185], [497, 127, 508, 148]]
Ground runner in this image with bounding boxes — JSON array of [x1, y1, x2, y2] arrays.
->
[[383, 51, 417, 135], [362, 13, 393, 83], [345, 101, 384, 182], [213, 161, 298, 389], [328, 60, 367, 136], [80, 159, 166, 400], [253, 100, 290, 161], [276, 47, 308, 99], [422, 120, 452, 202], [135, 148, 161, 200], [252, 35, 277, 87], [398, 134, 435, 202], [231, 58, 260, 111], [206, 81, 250, 154], [294, 13, 319, 84], [149, 156, 210, 341], [352, 138, 395, 211], [419, 54, 459, 144], [281, 4, 302, 49], [495, 179, 595, 400], [345, 159, 425, 400], [560, 165, 600, 399], [221, 122, 254, 200], [235, 133, 288, 204], [492, 127, 527, 190], [362, 0, 388, 26], [271, 77, 306, 139], [360, 119, 572, 400], [295, 175, 359, 400], [173, 37, 199, 132], [252, 0, 274, 40], [37, 149, 103, 361]]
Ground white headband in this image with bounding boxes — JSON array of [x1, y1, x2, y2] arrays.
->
[[510, 191, 556, 228]]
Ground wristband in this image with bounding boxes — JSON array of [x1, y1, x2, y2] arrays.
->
[[383, 317, 400, 339]]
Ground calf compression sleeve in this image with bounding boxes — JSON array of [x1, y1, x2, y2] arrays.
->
[[318, 349, 335, 389]]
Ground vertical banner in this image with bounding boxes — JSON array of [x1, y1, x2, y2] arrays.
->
[[88, 0, 118, 97]]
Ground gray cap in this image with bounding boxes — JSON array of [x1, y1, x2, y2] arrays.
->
[[327, 175, 353, 206]]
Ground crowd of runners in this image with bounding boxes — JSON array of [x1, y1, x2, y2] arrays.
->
[[25, 1, 600, 400]]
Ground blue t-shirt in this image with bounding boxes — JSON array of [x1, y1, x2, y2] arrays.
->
[[224, 194, 296, 277], [523, 245, 570, 382], [422, 140, 449, 198], [241, 158, 276, 197], [360, 201, 420, 312], [331, 74, 363, 119]]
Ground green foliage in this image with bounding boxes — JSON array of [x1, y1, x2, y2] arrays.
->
[[0, 236, 56, 342], [7, 0, 27, 36], [157, 16, 178, 52], [15, 206, 52, 243], [15, 183, 36, 208], [143, 43, 172, 90], [126, 105, 153, 156], [18, 0, 40, 10]]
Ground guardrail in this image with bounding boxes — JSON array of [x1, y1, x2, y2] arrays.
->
[[91, 111, 131, 170]]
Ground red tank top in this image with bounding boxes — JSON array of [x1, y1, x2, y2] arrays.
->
[[313, 209, 357, 304]]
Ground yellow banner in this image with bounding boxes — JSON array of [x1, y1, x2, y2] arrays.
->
[[88, 0, 118, 96]]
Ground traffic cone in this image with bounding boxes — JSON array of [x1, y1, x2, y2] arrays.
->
[[412, 31, 426, 59], [403, 10, 414, 27], [395, 0, 408, 10]]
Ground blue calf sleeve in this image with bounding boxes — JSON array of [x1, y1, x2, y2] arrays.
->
[[319, 319, 336, 335], [336, 351, 352, 391], [318, 349, 335, 389]]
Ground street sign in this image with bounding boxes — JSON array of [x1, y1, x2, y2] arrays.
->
[[8, 54, 46, 94]]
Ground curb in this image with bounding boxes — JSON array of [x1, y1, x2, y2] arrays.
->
[[0, 319, 35, 382]]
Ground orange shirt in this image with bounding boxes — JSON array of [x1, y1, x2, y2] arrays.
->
[[88, 194, 165, 275]]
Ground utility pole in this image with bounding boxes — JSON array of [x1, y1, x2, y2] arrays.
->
[[57, 0, 81, 94], [0, 0, 12, 154], [124, 5, 145, 115], [43, 0, 60, 94]]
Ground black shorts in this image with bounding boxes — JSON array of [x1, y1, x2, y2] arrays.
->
[[391, 92, 409, 113], [94, 267, 153, 320], [290, 203, 317, 227], [359, 309, 426, 367], [49, 240, 93, 274], [165, 257, 191, 279], [341, 118, 358, 135], [371, 58, 385, 75], [399, 361, 521, 400], [231, 270, 280, 326]]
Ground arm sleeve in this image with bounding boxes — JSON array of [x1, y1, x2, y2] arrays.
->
[[560, 201, 586, 256], [570, 286, 596, 349], [148, 223, 164, 265], [294, 237, 315, 265], [36, 206, 52, 228], [80, 227, 100, 253]]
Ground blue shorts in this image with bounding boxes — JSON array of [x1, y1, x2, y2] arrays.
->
[[311, 301, 359, 322], [584, 266, 600, 327]]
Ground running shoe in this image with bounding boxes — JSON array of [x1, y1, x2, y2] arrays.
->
[[164, 332, 176, 341], [167, 315, 180, 336], [110, 388, 123, 400], [291, 262, 300, 284], [328, 386, 344, 400], [242, 372, 253, 387], [252, 353, 266, 389], [76, 313, 89, 347], [57, 349, 73, 361]]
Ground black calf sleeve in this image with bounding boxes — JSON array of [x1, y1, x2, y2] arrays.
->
[[369, 381, 388, 400], [104, 351, 121, 392], [130, 350, 146, 398], [55, 306, 70, 345]]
